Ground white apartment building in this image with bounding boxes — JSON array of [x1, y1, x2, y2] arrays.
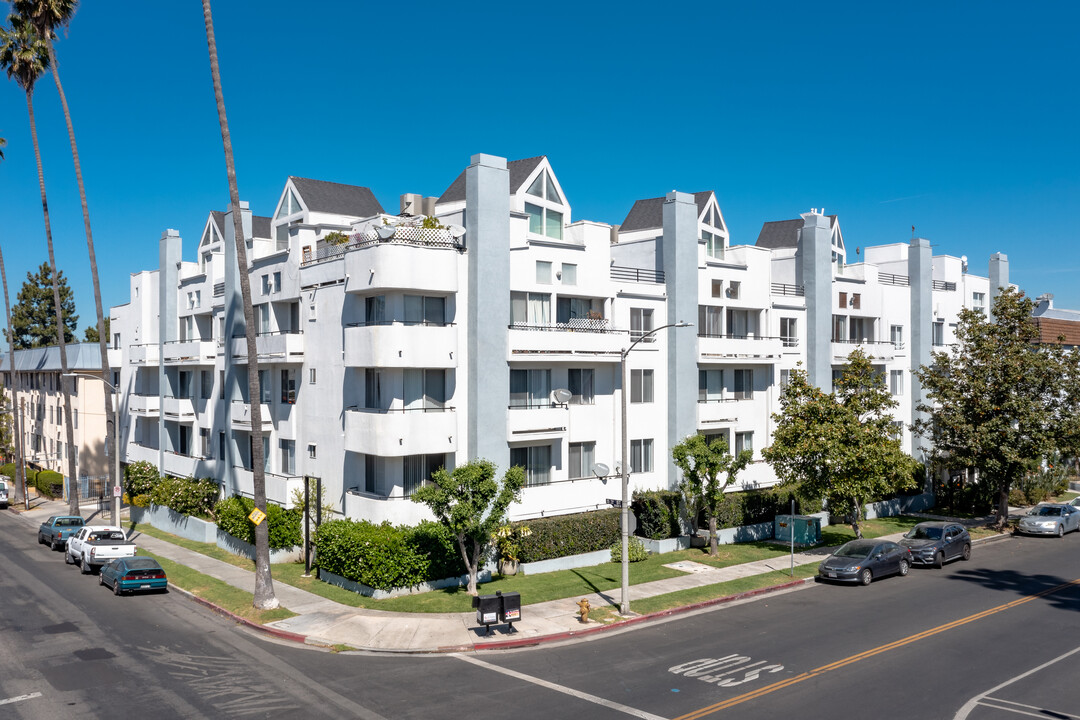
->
[[110, 154, 1005, 524]]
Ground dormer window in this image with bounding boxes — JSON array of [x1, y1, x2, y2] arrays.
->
[[524, 169, 564, 240], [276, 188, 303, 219], [701, 204, 726, 259]]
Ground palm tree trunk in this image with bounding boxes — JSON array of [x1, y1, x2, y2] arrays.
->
[[43, 37, 116, 519], [0, 244, 24, 507], [25, 88, 79, 516], [202, 0, 276, 609]]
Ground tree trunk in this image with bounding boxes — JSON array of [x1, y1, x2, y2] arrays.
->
[[0, 245, 23, 507], [25, 89, 78, 516], [996, 483, 1010, 530], [457, 535, 477, 595], [202, 0, 276, 610], [851, 498, 862, 539], [708, 514, 718, 557], [45, 38, 116, 518]]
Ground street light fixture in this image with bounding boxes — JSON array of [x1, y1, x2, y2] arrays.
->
[[62, 373, 121, 526], [619, 321, 692, 615]]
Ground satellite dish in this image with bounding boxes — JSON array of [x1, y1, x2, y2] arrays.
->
[[448, 224, 466, 239], [551, 388, 573, 405], [375, 225, 396, 240], [591, 463, 610, 479]]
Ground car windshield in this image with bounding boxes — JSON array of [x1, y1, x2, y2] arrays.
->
[[1034, 506, 1062, 517], [834, 544, 872, 559], [905, 526, 942, 540]]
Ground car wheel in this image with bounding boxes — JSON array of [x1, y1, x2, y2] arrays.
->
[[98, 573, 105, 586], [961, 544, 971, 561], [80, 557, 89, 574], [899, 559, 910, 577], [64, 551, 73, 565], [933, 551, 944, 569], [1057, 525, 1064, 538], [859, 568, 872, 586], [113, 580, 122, 597], [50, 538, 59, 551], [37, 532, 44, 545]]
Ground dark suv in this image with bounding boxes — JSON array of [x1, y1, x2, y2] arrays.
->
[[898, 521, 971, 567]]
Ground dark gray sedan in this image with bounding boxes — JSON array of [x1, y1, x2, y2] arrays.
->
[[899, 521, 971, 567], [818, 539, 911, 585]]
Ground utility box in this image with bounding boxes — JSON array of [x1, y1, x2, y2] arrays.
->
[[473, 593, 500, 633], [774, 515, 821, 545], [498, 591, 521, 629]]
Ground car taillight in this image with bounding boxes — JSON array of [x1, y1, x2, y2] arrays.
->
[[90, 548, 97, 559]]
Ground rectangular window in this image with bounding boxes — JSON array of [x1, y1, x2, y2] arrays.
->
[[890, 370, 904, 396], [280, 440, 295, 475], [526, 202, 544, 236], [281, 369, 296, 404], [568, 442, 595, 479], [73, 409, 78, 430], [891, 325, 904, 350], [561, 263, 577, 285], [200, 427, 210, 458], [201, 370, 213, 400], [832, 315, 846, 342], [262, 275, 270, 296], [711, 280, 723, 298], [780, 368, 791, 390], [972, 291, 986, 310], [780, 318, 797, 347], [364, 454, 381, 494], [698, 369, 723, 402], [219, 432, 225, 462], [309, 368, 317, 385], [891, 421, 904, 439], [630, 307, 654, 342], [365, 295, 386, 325], [556, 296, 596, 323], [726, 308, 751, 338], [403, 455, 426, 496], [630, 439, 653, 473], [734, 369, 753, 400], [258, 369, 271, 404], [509, 369, 551, 408], [735, 431, 754, 458], [698, 305, 723, 338], [932, 321, 944, 347], [838, 291, 847, 309], [510, 445, 552, 487], [113, 333, 120, 350], [273, 271, 281, 293], [631, 369, 654, 403], [308, 443, 317, 460], [219, 370, 225, 400], [536, 260, 552, 284], [851, 293, 861, 309], [567, 368, 594, 405], [257, 304, 270, 334]]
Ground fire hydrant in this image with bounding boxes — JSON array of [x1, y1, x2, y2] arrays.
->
[[577, 598, 591, 623]]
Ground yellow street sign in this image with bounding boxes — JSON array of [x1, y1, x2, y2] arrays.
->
[[248, 508, 267, 526]]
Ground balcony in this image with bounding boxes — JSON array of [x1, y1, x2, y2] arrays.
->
[[697, 398, 741, 426], [506, 405, 568, 441], [230, 331, 305, 364], [344, 489, 432, 525], [343, 406, 457, 457], [230, 400, 273, 431], [343, 322, 457, 368], [163, 450, 199, 479], [509, 321, 626, 362], [830, 339, 898, 362], [230, 469, 303, 508], [125, 441, 159, 465], [697, 333, 783, 362], [129, 343, 159, 365], [163, 339, 216, 365], [128, 393, 160, 417], [162, 396, 196, 422]]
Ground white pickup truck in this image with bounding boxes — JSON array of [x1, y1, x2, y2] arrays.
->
[[66, 525, 137, 574]]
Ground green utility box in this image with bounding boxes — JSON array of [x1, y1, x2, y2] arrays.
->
[[774, 515, 821, 545]]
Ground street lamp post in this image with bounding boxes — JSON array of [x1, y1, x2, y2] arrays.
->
[[619, 321, 692, 615], [63, 373, 120, 526]]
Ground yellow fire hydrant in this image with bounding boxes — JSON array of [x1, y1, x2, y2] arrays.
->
[[577, 598, 591, 623]]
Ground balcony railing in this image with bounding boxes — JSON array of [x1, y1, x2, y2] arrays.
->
[[509, 318, 620, 334], [610, 266, 665, 284], [880, 273, 910, 287], [771, 283, 805, 297], [932, 280, 957, 291], [301, 225, 462, 267]]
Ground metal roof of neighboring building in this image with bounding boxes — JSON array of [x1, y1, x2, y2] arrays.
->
[[0, 343, 104, 373]]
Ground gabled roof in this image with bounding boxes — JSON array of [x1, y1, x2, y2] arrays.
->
[[0, 343, 103, 372], [208, 210, 272, 242], [619, 191, 714, 233], [436, 156, 546, 204], [289, 176, 383, 217], [755, 215, 838, 249]]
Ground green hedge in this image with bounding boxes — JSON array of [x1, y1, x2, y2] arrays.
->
[[37, 470, 63, 499], [632, 490, 682, 539], [312, 519, 463, 591], [610, 536, 648, 563], [514, 509, 621, 563], [708, 488, 824, 531], [214, 495, 302, 550]]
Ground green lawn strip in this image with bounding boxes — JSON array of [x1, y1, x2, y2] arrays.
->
[[135, 549, 295, 624], [125, 521, 257, 570]]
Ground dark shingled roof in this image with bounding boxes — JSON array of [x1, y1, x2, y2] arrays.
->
[[210, 210, 272, 240], [289, 176, 383, 217], [436, 156, 546, 204], [755, 215, 837, 249], [618, 191, 714, 233], [211, 210, 225, 238]]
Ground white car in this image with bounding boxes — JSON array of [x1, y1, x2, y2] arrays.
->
[[0, 479, 8, 509], [1016, 503, 1080, 538]]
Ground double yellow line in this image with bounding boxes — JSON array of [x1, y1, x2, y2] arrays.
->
[[673, 577, 1080, 720]]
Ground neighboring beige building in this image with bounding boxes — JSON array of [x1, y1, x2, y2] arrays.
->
[[0, 343, 112, 499]]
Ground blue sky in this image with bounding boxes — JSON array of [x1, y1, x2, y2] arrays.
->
[[1, 1, 1077, 330]]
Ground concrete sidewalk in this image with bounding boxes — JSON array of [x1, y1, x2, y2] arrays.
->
[[7, 493, 1011, 654]]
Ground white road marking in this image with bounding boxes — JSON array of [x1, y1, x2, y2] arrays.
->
[[954, 644, 1080, 720], [976, 698, 1079, 719], [0, 692, 42, 706], [454, 654, 667, 720]]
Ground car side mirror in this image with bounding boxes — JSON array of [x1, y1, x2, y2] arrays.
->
[[873, 553, 883, 560]]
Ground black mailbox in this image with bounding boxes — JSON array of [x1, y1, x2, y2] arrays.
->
[[473, 593, 500, 634], [497, 590, 521, 630]]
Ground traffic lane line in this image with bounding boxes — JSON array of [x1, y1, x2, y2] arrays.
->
[[454, 653, 668, 720], [0, 692, 42, 706], [976, 697, 1080, 719], [672, 577, 1080, 720], [953, 644, 1080, 720]]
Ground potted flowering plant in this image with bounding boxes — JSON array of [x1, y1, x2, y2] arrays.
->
[[493, 524, 531, 576]]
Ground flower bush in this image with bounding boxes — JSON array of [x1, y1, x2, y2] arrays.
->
[[150, 476, 220, 519], [214, 495, 302, 550], [493, 524, 532, 563], [124, 460, 161, 498]]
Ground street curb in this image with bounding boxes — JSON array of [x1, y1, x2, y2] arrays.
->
[[168, 584, 319, 647]]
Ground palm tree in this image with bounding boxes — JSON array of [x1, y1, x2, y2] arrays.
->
[[14, 0, 117, 520], [201, 0, 276, 609], [0, 14, 79, 516], [0, 136, 24, 508]]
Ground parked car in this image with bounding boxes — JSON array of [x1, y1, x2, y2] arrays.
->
[[899, 521, 971, 567], [1016, 503, 1080, 537], [818, 539, 912, 585], [0, 479, 8, 509], [1068, 497, 1080, 509], [66, 525, 137, 574], [98, 556, 168, 596], [38, 515, 86, 550]]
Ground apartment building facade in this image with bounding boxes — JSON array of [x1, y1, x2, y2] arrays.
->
[[110, 153, 1005, 524]]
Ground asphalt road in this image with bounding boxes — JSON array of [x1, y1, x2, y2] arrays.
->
[[3, 510, 1079, 720]]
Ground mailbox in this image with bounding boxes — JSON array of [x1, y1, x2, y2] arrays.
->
[[498, 590, 521, 630], [473, 593, 500, 633]]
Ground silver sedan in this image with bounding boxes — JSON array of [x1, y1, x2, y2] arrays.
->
[[1016, 503, 1080, 538]]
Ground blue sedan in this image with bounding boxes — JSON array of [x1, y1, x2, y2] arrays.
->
[[98, 557, 168, 596]]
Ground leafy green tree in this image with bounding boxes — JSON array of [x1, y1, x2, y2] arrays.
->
[[83, 316, 108, 342], [671, 434, 751, 557], [9, 262, 77, 349], [764, 349, 917, 538], [914, 287, 1065, 526], [412, 459, 525, 595]]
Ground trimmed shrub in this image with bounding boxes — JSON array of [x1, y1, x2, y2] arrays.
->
[[312, 519, 464, 591], [125, 460, 160, 497], [514, 509, 621, 563], [632, 490, 682, 540], [0, 463, 14, 479], [37, 470, 63, 499], [151, 476, 220, 519], [214, 495, 302, 550], [610, 536, 648, 563], [702, 487, 824, 532]]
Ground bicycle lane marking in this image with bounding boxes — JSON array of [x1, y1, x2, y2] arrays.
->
[[672, 577, 1080, 720], [952, 644, 1080, 720]]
